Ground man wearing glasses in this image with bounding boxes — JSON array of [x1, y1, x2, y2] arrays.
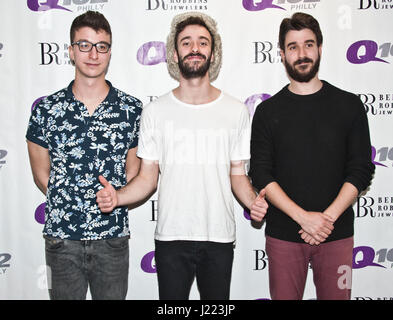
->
[[26, 11, 142, 300]]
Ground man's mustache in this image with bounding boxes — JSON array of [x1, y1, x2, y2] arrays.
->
[[183, 53, 207, 61], [294, 57, 313, 65]]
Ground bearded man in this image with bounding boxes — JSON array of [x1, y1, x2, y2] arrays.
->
[[249, 12, 375, 300], [96, 12, 268, 300]]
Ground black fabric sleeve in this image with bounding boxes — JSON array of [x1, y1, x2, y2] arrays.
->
[[344, 97, 375, 193], [249, 102, 276, 191]]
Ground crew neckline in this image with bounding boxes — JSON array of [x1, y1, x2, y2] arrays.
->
[[169, 90, 224, 108], [284, 80, 329, 101]]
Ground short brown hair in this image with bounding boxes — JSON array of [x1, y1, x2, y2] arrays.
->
[[70, 11, 112, 44], [279, 12, 322, 51]]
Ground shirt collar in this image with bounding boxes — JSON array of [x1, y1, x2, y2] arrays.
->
[[65, 80, 117, 103]]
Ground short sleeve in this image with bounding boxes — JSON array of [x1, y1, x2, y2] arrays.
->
[[230, 104, 251, 161], [136, 104, 159, 160], [129, 101, 143, 149], [26, 102, 48, 149]]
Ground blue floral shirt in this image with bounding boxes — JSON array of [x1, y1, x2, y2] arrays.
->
[[26, 81, 142, 240]]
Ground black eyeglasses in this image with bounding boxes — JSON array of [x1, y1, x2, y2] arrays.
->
[[71, 40, 111, 53]]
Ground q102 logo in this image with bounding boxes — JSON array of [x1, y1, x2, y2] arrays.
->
[[27, 0, 108, 12], [137, 42, 166, 66], [0, 253, 11, 275], [141, 251, 156, 273], [0, 150, 7, 170], [353, 246, 393, 269], [242, 0, 320, 11], [347, 40, 393, 64], [372, 146, 393, 167]]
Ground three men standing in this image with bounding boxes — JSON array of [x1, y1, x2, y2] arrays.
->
[[26, 9, 374, 301]]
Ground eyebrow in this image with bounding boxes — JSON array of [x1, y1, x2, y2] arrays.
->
[[286, 39, 315, 48], [179, 35, 211, 43], [74, 39, 110, 44]]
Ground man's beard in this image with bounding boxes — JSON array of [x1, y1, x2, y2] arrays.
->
[[177, 52, 212, 79], [284, 54, 320, 83]]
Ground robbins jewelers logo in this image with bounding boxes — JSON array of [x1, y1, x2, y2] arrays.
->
[[242, 0, 321, 11], [356, 196, 393, 219], [39, 42, 71, 65], [254, 249, 268, 270], [253, 41, 281, 64], [358, 0, 393, 10], [0, 253, 11, 275], [27, 0, 109, 12], [0, 150, 7, 170], [347, 40, 393, 64], [353, 246, 393, 269], [359, 93, 393, 116], [147, 0, 208, 11]]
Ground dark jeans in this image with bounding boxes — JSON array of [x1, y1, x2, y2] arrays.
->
[[44, 235, 129, 300], [155, 240, 234, 300]]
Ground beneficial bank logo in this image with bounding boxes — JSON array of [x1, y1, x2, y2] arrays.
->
[[27, 0, 109, 12], [242, 0, 321, 11]]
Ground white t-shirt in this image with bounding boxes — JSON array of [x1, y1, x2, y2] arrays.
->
[[137, 91, 250, 242]]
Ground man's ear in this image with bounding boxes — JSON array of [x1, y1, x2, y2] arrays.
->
[[279, 49, 285, 64], [69, 45, 75, 66]]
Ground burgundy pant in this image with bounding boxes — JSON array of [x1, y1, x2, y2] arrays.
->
[[265, 236, 354, 300]]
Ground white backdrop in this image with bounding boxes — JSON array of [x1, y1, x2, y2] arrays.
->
[[0, 0, 392, 300]]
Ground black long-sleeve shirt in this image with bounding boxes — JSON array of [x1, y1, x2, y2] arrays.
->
[[249, 81, 375, 242]]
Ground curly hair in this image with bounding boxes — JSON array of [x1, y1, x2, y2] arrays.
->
[[166, 12, 222, 82]]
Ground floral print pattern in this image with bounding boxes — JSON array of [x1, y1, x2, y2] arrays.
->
[[26, 81, 142, 240]]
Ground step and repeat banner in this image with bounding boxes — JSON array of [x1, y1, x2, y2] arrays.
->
[[0, 0, 392, 300]]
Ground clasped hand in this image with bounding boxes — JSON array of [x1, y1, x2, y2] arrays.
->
[[298, 211, 335, 245]]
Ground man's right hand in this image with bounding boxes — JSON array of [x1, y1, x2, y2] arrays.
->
[[298, 211, 334, 244], [96, 175, 118, 213]]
